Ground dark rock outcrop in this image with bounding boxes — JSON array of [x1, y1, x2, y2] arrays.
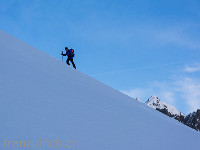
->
[[183, 109, 200, 131], [156, 108, 185, 122]]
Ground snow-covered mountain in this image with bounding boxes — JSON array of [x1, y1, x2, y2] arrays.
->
[[145, 95, 185, 122], [145, 95, 181, 116], [1, 30, 200, 150], [145, 95, 200, 131]]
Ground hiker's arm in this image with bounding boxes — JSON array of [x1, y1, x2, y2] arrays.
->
[[62, 53, 67, 56]]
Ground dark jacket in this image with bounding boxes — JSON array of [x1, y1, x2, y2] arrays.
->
[[62, 50, 74, 59]]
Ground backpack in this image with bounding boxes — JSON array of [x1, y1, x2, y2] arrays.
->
[[70, 49, 75, 57]]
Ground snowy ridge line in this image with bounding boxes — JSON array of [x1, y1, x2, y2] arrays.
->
[[145, 95, 183, 116]]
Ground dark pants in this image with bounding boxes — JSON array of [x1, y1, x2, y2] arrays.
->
[[67, 58, 76, 69]]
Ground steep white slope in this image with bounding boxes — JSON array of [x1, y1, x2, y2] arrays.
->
[[0, 30, 200, 150]]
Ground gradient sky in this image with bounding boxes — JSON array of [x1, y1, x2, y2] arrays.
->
[[1, 0, 200, 114]]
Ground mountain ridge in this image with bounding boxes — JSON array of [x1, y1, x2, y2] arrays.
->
[[145, 95, 200, 131]]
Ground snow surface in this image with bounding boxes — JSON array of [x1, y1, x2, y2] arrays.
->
[[0, 30, 200, 150], [146, 95, 183, 116]]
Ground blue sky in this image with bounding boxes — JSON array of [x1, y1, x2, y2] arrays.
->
[[1, 0, 200, 114]]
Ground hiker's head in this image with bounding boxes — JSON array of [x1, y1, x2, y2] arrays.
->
[[65, 47, 69, 51]]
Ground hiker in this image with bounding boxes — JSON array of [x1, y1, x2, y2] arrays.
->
[[61, 47, 76, 69]]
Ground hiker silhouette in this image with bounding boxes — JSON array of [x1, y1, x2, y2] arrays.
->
[[61, 47, 76, 69]]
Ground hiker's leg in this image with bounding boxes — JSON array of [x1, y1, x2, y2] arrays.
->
[[70, 59, 76, 69], [66, 58, 70, 65]]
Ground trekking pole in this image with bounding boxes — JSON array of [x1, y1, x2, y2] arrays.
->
[[61, 51, 63, 62]]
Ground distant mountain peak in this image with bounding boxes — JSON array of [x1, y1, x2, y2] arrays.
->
[[144, 95, 200, 131], [145, 95, 160, 105], [145, 95, 184, 119]]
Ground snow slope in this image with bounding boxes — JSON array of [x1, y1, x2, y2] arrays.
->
[[0, 30, 200, 150]]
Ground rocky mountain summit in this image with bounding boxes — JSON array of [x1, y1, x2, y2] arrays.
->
[[145, 95, 200, 131]]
